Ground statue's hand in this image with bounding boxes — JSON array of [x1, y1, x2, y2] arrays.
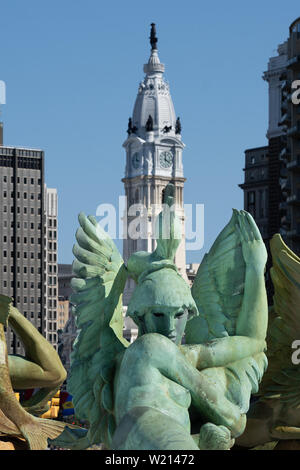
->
[[198, 423, 235, 450], [0, 295, 13, 326], [236, 210, 267, 272]]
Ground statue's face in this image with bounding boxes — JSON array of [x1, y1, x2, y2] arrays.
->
[[127, 267, 198, 345], [140, 306, 189, 345]]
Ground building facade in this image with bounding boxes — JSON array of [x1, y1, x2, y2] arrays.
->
[[122, 24, 187, 305], [239, 19, 300, 300], [44, 187, 59, 348], [278, 18, 300, 254], [239, 146, 269, 242], [0, 143, 58, 353]]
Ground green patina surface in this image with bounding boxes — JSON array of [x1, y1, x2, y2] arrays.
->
[[52, 184, 269, 450]]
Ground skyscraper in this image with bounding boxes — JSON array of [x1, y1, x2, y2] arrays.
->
[[122, 24, 187, 305], [0, 128, 58, 353], [240, 19, 300, 257]]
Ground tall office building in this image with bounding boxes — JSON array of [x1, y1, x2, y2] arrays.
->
[[239, 19, 300, 299], [0, 131, 58, 353], [240, 42, 288, 245], [122, 24, 187, 305], [278, 18, 300, 254]]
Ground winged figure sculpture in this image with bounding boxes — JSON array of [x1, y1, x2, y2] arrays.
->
[[53, 186, 269, 450]]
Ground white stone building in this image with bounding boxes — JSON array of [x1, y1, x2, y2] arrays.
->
[[122, 24, 187, 305]]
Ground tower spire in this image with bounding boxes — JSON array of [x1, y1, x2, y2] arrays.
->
[[150, 23, 158, 51]]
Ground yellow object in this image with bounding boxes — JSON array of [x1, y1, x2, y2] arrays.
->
[[40, 390, 61, 419]]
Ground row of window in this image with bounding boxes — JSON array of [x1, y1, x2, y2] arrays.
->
[[48, 230, 57, 238], [48, 265, 57, 273], [48, 219, 57, 228], [48, 288, 57, 295], [3, 237, 42, 246], [249, 154, 266, 165], [2, 280, 41, 289], [2, 262, 42, 273], [3, 206, 41, 215], [2, 220, 42, 229], [48, 333, 57, 343], [48, 312, 57, 320], [3, 176, 42, 184], [3, 236, 42, 244], [3, 191, 41, 200]]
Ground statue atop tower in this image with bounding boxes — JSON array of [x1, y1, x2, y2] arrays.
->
[[150, 23, 158, 50]]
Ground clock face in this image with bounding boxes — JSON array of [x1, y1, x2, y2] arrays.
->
[[132, 152, 141, 169], [160, 151, 173, 169]]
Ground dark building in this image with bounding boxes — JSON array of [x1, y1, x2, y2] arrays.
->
[[239, 146, 269, 242], [58, 263, 73, 300], [279, 18, 300, 254], [0, 123, 58, 353], [0, 145, 45, 353]]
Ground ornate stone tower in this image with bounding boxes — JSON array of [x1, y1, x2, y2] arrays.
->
[[122, 24, 187, 305]]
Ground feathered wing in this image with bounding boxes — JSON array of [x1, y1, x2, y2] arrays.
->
[[185, 210, 267, 414], [258, 234, 300, 407], [66, 213, 129, 449]]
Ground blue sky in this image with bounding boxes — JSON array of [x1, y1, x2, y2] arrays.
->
[[1, 0, 299, 264]]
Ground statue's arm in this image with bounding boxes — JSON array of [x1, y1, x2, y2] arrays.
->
[[115, 334, 246, 443], [180, 335, 266, 371], [8, 307, 66, 389], [183, 217, 268, 370]]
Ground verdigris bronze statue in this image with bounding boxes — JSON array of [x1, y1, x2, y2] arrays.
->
[[236, 234, 300, 449], [0, 295, 69, 449], [53, 186, 268, 450]]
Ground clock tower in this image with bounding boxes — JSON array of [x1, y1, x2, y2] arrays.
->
[[122, 24, 187, 305]]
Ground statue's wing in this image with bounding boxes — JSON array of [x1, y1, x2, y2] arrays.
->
[[67, 213, 129, 448], [258, 234, 300, 406], [185, 210, 267, 415], [185, 209, 245, 343]]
